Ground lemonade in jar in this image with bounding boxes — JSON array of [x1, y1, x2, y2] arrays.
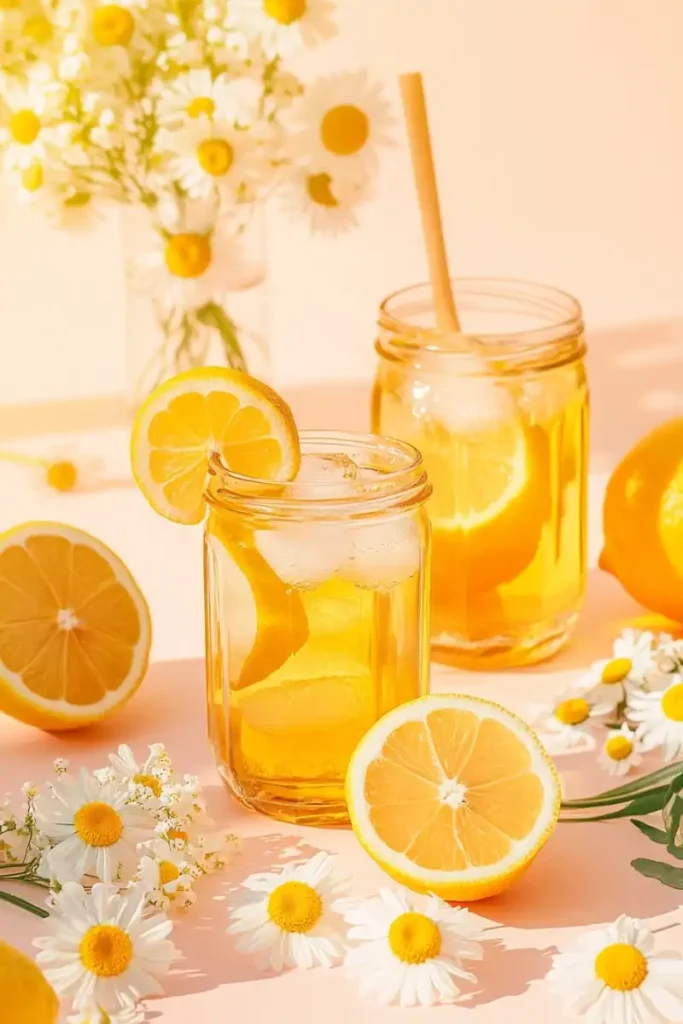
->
[[204, 431, 431, 826], [372, 278, 588, 669]]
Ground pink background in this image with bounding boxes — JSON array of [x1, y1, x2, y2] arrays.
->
[[2, 2, 683, 1020]]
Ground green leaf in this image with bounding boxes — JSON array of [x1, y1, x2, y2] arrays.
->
[[667, 842, 683, 861], [632, 819, 669, 844], [631, 858, 683, 889], [196, 302, 247, 373], [561, 761, 683, 809], [561, 787, 670, 822]]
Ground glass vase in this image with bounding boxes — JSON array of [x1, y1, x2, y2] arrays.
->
[[123, 204, 270, 406]]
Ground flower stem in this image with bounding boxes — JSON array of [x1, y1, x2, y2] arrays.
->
[[0, 887, 49, 918], [0, 449, 46, 468], [561, 761, 683, 810]]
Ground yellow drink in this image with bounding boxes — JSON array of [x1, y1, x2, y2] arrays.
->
[[204, 433, 431, 826], [372, 279, 589, 669]]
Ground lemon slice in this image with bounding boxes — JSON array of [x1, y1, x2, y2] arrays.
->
[[1, 939, 59, 1024], [0, 522, 151, 731], [205, 514, 309, 689], [131, 368, 300, 525], [347, 694, 560, 901]]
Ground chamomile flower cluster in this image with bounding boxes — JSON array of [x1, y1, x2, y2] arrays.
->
[[0, 744, 239, 1020], [227, 852, 485, 1008], [536, 628, 683, 773], [0, 0, 392, 389]]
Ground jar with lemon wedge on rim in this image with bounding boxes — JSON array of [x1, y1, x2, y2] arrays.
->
[[372, 277, 589, 669]]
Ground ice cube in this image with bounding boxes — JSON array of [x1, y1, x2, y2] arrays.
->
[[255, 523, 350, 589], [290, 453, 359, 500], [401, 354, 518, 434], [342, 515, 421, 589]]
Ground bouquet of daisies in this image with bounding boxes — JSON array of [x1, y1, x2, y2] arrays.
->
[[1, 745, 238, 1019], [0, 0, 393, 390]]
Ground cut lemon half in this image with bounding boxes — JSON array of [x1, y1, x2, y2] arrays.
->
[[0, 522, 151, 731], [205, 514, 308, 689], [131, 367, 300, 525], [347, 694, 561, 901]]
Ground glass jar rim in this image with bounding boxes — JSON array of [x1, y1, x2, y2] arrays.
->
[[205, 429, 431, 520], [378, 277, 585, 373]]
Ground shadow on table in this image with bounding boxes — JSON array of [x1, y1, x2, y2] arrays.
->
[[587, 317, 683, 473], [463, 940, 556, 1008]]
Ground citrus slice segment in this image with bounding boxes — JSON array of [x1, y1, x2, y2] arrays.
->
[[0, 522, 151, 731], [347, 694, 560, 901], [205, 514, 309, 689], [131, 367, 300, 525]]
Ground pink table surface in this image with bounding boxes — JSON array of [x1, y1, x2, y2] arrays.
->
[[1, 357, 682, 1022]]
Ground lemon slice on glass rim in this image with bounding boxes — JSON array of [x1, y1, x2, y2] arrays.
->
[[131, 367, 301, 525]]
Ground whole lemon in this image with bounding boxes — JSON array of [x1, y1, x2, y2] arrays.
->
[[601, 418, 683, 622], [0, 938, 59, 1024]]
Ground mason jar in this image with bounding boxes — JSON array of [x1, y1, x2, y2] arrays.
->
[[203, 431, 432, 826], [372, 278, 588, 669]]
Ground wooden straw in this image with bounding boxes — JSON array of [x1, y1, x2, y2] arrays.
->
[[399, 72, 460, 332]]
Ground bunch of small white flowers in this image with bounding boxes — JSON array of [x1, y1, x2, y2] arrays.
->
[[535, 628, 683, 773], [0, 742, 239, 1022], [0, 0, 394, 392], [0, 743, 238, 922], [227, 850, 486, 1008]]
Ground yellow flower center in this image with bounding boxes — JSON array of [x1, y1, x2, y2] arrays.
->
[[266, 881, 322, 933], [320, 104, 369, 157], [605, 735, 633, 761], [24, 14, 53, 44], [197, 138, 233, 176], [79, 924, 133, 977], [9, 110, 40, 146], [168, 827, 188, 842], [388, 912, 442, 965], [92, 4, 135, 47], [594, 943, 648, 990], [601, 657, 632, 684], [164, 233, 212, 279], [73, 802, 123, 847], [187, 96, 215, 119], [662, 683, 683, 722], [46, 459, 77, 491], [159, 860, 180, 886], [306, 172, 338, 207], [263, 0, 306, 25], [554, 698, 590, 726], [133, 772, 162, 797], [0, 0, 19, 9], [21, 162, 44, 193]]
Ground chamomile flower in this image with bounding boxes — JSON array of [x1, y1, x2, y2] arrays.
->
[[547, 913, 683, 1023], [287, 71, 394, 179], [36, 768, 156, 884], [134, 194, 242, 308], [157, 119, 268, 201], [35, 881, 178, 1016], [137, 839, 201, 912], [229, 0, 336, 59], [598, 724, 644, 776], [578, 630, 656, 708], [108, 743, 173, 805], [339, 888, 483, 1008], [0, 67, 63, 170], [537, 691, 610, 753], [227, 851, 349, 971], [157, 68, 259, 129], [279, 165, 371, 234], [629, 677, 683, 761]]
